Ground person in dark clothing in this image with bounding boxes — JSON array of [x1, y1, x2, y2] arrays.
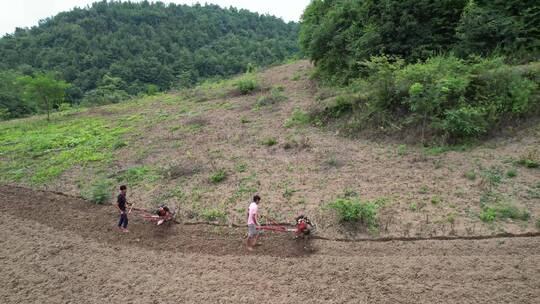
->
[[116, 185, 130, 232]]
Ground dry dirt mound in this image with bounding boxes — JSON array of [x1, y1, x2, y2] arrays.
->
[[1, 185, 540, 303]]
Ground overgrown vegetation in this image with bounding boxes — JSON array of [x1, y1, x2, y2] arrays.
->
[[312, 56, 539, 143], [301, 0, 539, 144], [327, 197, 381, 231], [0, 1, 300, 118], [0, 115, 132, 184], [210, 169, 227, 184], [479, 202, 530, 222], [234, 74, 261, 95]]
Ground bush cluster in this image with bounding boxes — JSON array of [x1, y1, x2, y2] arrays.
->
[[327, 198, 378, 228], [316, 56, 539, 143]]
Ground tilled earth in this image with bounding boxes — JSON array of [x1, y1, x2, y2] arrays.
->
[[1, 185, 539, 303]]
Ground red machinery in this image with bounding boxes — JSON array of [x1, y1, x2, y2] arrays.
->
[[129, 205, 174, 225], [256, 215, 314, 236]]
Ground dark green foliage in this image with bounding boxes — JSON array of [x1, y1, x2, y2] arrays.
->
[[456, 0, 540, 59], [0, 1, 299, 116], [314, 56, 539, 142], [300, 0, 468, 83], [17, 72, 70, 121], [300, 0, 539, 83]]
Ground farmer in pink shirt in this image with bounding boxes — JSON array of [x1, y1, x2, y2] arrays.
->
[[246, 195, 261, 251]]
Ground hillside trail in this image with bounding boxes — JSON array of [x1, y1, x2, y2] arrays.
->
[[1, 184, 539, 303]]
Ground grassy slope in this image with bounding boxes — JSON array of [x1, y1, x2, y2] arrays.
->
[[1, 60, 539, 238]]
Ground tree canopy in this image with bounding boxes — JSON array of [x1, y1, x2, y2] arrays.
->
[[300, 0, 539, 83], [0, 1, 300, 118]]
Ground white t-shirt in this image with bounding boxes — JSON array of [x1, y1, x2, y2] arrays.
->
[[247, 202, 258, 225]]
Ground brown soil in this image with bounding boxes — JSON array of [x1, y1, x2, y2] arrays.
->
[[1, 185, 539, 303]]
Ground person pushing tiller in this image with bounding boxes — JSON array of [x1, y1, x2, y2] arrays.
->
[[129, 204, 175, 226], [116, 185, 131, 233]]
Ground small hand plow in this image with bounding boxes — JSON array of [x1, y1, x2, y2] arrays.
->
[[129, 205, 175, 226], [256, 215, 315, 237]]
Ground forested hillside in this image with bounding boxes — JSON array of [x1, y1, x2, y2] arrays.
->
[[301, 0, 540, 144], [0, 1, 299, 119]]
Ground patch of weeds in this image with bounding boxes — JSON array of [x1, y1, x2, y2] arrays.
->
[[160, 163, 200, 180], [342, 188, 359, 198], [396, 144, 407, 156], [240, 116, 250, 124], [262, 137, 278, 147], [234, 74, 260, 95], [283, 187, 298, 200], [327, 197, 378, 229], [291, 71, 302, 81], [235, 163, 247, 173], [516, 150, 539, 168], [464, 169, 476, 180], [0, 116, 130, 184], [200, 209, 227, 222], [231, 173, 259, 201], [527, 182, 540, 199], [210, 169, 227, 184], [455, 187, 465, 198], [284, 108, 310, 128], [82, 178, 112, 204], [431, 196, 441, 205], [506, 168, 517, 178], [409, 202, 418, 211], [112, 140, 128, 150], [325, 155, 342, 168], [282, 134, 311, 150], [115, 166, 157, 185], [419, 185, 429, 194], [479, 202, 530, 222], [481, 166, 503, 189], [256, 87, 288, 106], [447, 213, 456, 224]]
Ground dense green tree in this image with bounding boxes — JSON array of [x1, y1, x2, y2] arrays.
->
[[300, 0, 539, 83], [18, 73, 70, 121]]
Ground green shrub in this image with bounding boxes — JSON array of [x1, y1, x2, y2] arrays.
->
[[480, 202, 530, 222], [327, 198, 378, 227], [310, 55, 539, 143], [262, 137, 278, 146], [284, 108, 310, 128], [83, 179, 112, 204], [234, 75, 260, 95], [506, 168, 517, 178], [465, 169, 476, 180], [210, 169, 227, 184], [200, 209, 227, 222], [431, 196, 441, 205], [442, 106, 488, 138]]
